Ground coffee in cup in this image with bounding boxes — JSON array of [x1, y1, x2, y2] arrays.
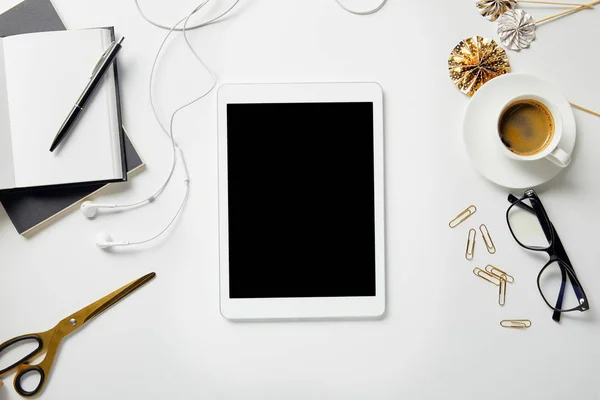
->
[[499, 99, 555, 156], [496, 95, 571, 168]]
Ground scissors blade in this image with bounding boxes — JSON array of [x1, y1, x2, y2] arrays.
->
[[64, 272, 156, 330]]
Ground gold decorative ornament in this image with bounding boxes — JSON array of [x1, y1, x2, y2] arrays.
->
[[476, 0, 516, 21], [448, 36, 511, 96]]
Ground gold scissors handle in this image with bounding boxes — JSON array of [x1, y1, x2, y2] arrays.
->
[[0, 329, 55, 397]]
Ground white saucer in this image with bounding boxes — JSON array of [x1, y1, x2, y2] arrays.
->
[[463, 73, 576, 189]]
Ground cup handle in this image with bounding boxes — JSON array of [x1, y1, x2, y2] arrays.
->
[[545, 147, 571, 168]]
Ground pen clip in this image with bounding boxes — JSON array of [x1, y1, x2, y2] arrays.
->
[[90, 37, 124, 78], [91, 43, 115, 78]]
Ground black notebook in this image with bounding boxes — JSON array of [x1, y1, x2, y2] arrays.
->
[[0, 0, 144, 234]]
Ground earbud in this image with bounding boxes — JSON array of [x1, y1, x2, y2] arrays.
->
[[81, 201, 117, 219], [96, 232, 130, 249]]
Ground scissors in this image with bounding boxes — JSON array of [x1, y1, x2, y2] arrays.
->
[[0, 272, 155, 398]]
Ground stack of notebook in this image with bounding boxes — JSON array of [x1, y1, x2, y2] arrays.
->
[[0, 0, 144, 235]]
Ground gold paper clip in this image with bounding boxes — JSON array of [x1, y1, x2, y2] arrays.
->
[[473, 267, 501, 286], [485, 265, 514, 283], [500, 320, 532, 329], [498, 277, 506, 306], [479, 224, 496, 254], [465, 228, 476, 260], [449, 205, 477, 228]]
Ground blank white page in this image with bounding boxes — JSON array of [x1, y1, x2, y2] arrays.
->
[[0, 40, 15, 189], [2, 29, 122, 189]]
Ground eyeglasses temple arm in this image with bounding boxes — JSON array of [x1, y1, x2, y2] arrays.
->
[[553, 264, 588, 321], [563, 265, 588, 307], [552, 267, 567, 322]]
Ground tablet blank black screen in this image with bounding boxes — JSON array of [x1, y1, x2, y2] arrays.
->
[[226, 102, 376, 299]]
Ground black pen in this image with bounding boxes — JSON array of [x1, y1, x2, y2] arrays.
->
[[49, 37, 124, 152]]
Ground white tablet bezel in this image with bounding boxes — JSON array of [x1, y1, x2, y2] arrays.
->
[[217, 82, 385, 320]]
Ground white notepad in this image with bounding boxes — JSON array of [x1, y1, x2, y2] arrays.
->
[[0, 28, 125, 193]]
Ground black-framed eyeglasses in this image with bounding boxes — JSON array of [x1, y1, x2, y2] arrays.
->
[[506, 189, 589, 322]]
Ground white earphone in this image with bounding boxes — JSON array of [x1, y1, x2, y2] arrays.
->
[[96, 232, 129, 249], [81, 202, 117, 219], [86, 0, 235, 249], [81, 200, 154, 219]]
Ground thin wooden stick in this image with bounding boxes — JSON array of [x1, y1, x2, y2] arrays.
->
[[519, 0, 592, 7], [536, 0, 600, 24], [571, 102, 600, 118]]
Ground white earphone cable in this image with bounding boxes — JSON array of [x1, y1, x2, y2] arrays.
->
[[116, 0, 374, 246], [115, 0, 239, 245], [134, 0, 240, 32], [135, 0, 378, 212], [123, 0, 240, 210], [334, 0, 388, 15], [125, 181, 190, 246]]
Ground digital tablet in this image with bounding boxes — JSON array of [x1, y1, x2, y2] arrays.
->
[[217, 82, 385, 320]]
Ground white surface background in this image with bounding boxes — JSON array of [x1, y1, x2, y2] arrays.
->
[[0, 0, 599, 399]]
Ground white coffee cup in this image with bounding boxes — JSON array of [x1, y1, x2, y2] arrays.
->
[[496, 94, 571, 168]]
